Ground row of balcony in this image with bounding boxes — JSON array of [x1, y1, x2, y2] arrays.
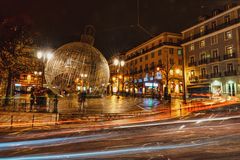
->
[[128, 64, 163, 75], [125, 42, 181, 61], [182, 17, 240, 43], [189, 70, 237, 82], [188, 53, 237, 67]]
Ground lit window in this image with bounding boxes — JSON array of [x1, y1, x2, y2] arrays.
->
[[200, 40, 205, 48], [190, 70, 195, 76], [190, 44, 195, 51], [200, 26, 205, 34], [226, 46, 233, 55], [225, 30, 232, 40]]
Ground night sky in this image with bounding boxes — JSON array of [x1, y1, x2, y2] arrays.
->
[[0, 0, 238, 59]]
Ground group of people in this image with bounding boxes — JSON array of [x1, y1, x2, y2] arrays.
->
[[29, 87, 58, 113]]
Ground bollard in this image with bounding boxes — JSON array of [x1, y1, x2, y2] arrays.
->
[[10, 115, 13, 129], [55, 113, 58, 125], [32, 114, 35, 128], [25, 99, 27, 112]]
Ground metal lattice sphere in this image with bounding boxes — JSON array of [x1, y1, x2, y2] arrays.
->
[[45, 41, 110, 95]]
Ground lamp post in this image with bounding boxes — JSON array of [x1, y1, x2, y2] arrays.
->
[[113, 58, 125, 98], [180, 49, 187, 104], [34, 71, 42, 87], [37, 50, 53, 88]]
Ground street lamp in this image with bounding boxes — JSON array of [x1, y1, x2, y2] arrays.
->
[[34, 71, 42, 87], [37, 50, 54, 88], [80, 73, 88, 91], [114, 58, 125, 98]]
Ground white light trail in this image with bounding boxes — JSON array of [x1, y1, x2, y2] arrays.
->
[[0, 133, 114, 151], [114, 115, 240, 129]]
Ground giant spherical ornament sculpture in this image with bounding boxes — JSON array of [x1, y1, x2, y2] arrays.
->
[[45, 42, 110, 95]]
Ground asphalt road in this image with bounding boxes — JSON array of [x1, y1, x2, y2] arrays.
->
[[0, 105, 240, 160]]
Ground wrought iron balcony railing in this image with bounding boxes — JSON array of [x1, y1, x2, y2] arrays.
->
[[223, 53, 236, 60], [224, 70, 237, 76], [199, 74, 209, 79], [210, 72, 222, 78]]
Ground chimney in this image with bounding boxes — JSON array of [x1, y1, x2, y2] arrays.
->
[[198, 15, 207, 22], [224, 0, 232, 10]]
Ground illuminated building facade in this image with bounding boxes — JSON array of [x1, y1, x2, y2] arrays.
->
[[182, 3, 240, 97], [109, 32, 183, 97]]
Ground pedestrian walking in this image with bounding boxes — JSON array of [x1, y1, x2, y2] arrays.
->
[[81, 91, 87, 107], [53, 94, 58, 113], [30, 93, 35, 112]]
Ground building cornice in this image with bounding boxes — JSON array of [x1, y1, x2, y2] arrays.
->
[[126, 32, 182, 55], [182, 5, 240, 34]]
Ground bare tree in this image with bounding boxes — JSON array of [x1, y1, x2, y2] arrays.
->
[[0, 16, 36, 106], [158, 54, 175, 99]]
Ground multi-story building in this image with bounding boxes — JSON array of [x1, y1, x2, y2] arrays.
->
[[119, 32, 183, 97], [182, 3, 240, 97]]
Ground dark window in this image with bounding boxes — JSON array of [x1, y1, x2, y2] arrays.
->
[[145, 64, 148, 70], [190, 57, 195, 63], [169, 48, 174, 54], [224, 15, 230, 23], [151, 52, 155, 58], [135, 59, 138, 64], [158, 59, 162, 65], [170, 58, 174, 65], [227, 63, 233, 72], [201, 53, 206, 60], [178, 59, 182, 65], [211, 35, 218, 44], [151, 62, 154, 67], [213, 66, 218, 74], [212, 21, 217, 29], [140, 57, 142, 62], [212, 49, 218, 58], [201, 68, 206, 76], [158, 50, 162, 56], [145, 55, 148, 60]]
